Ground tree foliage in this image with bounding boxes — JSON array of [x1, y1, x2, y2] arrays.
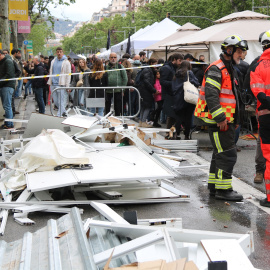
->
[[29, 0, 76, 28], [61, 0, 270, 54], [28, 23, 55, 55]]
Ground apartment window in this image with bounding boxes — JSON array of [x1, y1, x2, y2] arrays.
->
[[115, 7, 117, 9], [122, 6, 125, 9]]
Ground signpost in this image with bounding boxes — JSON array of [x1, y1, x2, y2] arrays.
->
[[23, 40, 33, 59]]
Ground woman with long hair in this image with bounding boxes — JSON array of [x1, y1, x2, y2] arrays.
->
[[172, 60, 200, 139], [89, 59, 108, 116], [71, 58, 90, 109]]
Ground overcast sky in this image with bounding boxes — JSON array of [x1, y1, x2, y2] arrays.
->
[[48, 0, 112, 22]]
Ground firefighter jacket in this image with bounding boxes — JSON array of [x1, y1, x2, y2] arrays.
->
[[194, 54, 240, 126], [250, 48, 270, 113]]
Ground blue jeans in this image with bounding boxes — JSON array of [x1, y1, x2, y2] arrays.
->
[[25, 81, 32, 95], [89, 107, 104, 117], [0, 87, 14, 127], [33, 87, 45, 114], [51, 85, 67, 117], [15, 80, 23, 97]]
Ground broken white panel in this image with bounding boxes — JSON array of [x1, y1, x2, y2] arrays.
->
[[23, 113, 85, 139], [74, 146, 177, 184], [34, 191, 53, 201], [27, 146, 177, 192], [201, 239, 256, 270], [94, 186, 183, 201], [26, 169, 78, 192], [62, 114, 99, 129], [16, 189, 33, 202]]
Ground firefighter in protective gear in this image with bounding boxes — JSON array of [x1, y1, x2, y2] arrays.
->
[[250, 30, 270, 207], [194, 35, 248, 201]]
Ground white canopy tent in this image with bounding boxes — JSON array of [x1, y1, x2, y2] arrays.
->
[[128, 18, 180, 55], [111, 23, 158, 56], [144, 22, 208, 60], [164, 10, 270, 63], [97, 49, 111, 60]]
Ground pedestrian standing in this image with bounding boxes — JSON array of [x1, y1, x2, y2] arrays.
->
[[138, 58, 158, 128], [48, 47, 71, 117], [0, 50, 16, 129], [172, 61, 200, 139], [152, 70, 162, 127], [131, 55, 141, 116], [250, 30, 270, 207], [11, 49, 23, 99], [71, 58, 90, 109], [105, 53, 128, 116], [160, 53, 183, 138], [89, 59, 108, 116], [24, 56, 45, 114], [122, 59, 133, 115], [194, 35, 249, 201]]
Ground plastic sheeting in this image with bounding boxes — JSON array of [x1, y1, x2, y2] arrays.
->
[[6, 129, 89, 190]]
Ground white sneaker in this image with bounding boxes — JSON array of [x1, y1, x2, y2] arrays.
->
[[147, 121, 153, 125]]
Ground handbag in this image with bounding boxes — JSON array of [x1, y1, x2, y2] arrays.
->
[[183, 71, 199, 105], [76, 78, 84, 87]]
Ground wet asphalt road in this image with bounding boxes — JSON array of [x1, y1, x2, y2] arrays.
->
[[0, 97, 269, 270]]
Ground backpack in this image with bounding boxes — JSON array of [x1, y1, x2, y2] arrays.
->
[[135, 69, 143, 87]]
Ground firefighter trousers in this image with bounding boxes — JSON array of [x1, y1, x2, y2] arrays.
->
[[258, 115, 270, 201], [208, 124, 237, 190]]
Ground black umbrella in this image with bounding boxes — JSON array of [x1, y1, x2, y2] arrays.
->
[[106, 29, 111, 50], [126, 32, 131, 55], [68, 51, 81, 60]]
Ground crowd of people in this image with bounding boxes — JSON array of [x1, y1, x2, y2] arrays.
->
[[1, 32, 270, 206]]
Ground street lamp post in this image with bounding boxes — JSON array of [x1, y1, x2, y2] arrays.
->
[[111, 30, 126, 40], [122, 26, 136, 33]]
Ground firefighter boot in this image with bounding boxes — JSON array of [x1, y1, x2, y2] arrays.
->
[[260, 198, 270, 207], [208, 183, 216, 196], [215, 189, 243, 201], [254, 172, 264, 184]]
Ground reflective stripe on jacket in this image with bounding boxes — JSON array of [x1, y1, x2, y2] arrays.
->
[[250, 48, 270, 112], [194, 59, 236, 123]]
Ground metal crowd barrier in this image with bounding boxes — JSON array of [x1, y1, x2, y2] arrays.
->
[[50, 86, 141, 118]]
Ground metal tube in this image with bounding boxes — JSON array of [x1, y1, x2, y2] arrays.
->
[[50, 86, 141, 118]]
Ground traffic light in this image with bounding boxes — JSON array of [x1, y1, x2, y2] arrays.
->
[[82, 45, 83, 48], [166, 12, 171, 19]]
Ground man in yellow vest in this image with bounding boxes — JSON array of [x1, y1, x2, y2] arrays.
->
[[194, 35, 248, 201]]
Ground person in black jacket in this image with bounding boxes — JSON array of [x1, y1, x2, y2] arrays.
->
[[172, 61, 200, 140], [24, 56, 45, 114], [160, 53, 183, 137], [0, 50, 16, 129], [89, 59, 108, 116], [138, 58, 158, 128]]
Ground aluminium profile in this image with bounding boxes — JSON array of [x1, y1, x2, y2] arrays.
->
[[0, 194, 11, 236], [14, 217, 36, 226], [0, 197, 190, 207], [93, 230, 165, 265], [90, 201, 129, 224], [87, 219, 253, 254]]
